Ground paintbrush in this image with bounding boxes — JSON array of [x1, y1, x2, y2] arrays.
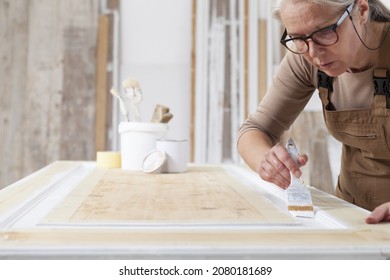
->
[[285, 138, 315, 218], [160, 113, 173, 123], [151, 104, 170, 123], [110, 88, 129, 122], [122, 77, 142, 122]]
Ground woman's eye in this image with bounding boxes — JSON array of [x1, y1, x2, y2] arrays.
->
[[318, 28, 334, 37]]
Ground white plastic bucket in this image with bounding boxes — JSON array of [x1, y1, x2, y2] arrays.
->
[[118, 122, 168, 170], [156, 139, 189, 173]]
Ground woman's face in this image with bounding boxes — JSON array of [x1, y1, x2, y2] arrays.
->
[[280, 0, 367, 76]]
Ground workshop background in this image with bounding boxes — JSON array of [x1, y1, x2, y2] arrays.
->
[[1, 0, 389, 193]]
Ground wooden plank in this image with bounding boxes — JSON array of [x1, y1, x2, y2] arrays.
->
[[0, 0, 99, 190], [1, 228, 389, 259], [258, 19, 267, 101], [107, 0, 119, 10], [95, 14, 112, 154], [43, 166, 295, 225], [60, 1, 100, 160], [0, 0, 29, 190], [243, 0, 249, 118], [1, 161, 389, 259], [190, 0, 197, 162], [0, 162, 77, 214], [0, 228, 380, 247]]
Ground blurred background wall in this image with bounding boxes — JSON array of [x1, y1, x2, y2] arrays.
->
[[1, 0, 390, 194], [0, 0, 100, 189]]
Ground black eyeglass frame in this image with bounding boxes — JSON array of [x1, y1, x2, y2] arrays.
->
[[280, 1, 355, 54]]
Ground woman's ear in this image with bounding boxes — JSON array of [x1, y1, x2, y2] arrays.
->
[[355, 0, 370, 23]]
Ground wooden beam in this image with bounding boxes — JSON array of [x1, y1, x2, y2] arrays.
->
[[190, 0, 197, 162], [107, 0, 119, 10], [95, 14, 112, 155], [244, 0, 249, 119], [258, 19, 267, 101]]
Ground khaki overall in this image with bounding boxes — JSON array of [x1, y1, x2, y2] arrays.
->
[[317, 31, 390, 211]]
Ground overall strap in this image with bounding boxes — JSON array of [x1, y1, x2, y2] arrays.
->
[[373, 22, 390, 109], [317, 70, 334, 109], [373, 68, 389, 96], [372, 68, 389, 114]]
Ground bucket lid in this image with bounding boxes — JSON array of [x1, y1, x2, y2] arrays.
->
[[119, 122, 168, 133], [142, 149, 166, 173]]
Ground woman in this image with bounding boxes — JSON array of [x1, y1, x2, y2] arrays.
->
[[237, 0, 390, 223]]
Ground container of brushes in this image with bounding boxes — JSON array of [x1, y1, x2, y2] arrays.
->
[[118, 122, 168, 171]]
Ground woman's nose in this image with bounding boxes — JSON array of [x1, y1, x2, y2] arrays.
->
[[307, 40, 321, 58]]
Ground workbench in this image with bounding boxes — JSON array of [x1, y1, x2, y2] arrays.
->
[[0, 161, 389, 259]]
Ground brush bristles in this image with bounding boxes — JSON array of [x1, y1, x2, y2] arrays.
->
[[288, 205, 314, 211], [122, 77, 140, 89], [288, 205, 315, 218]]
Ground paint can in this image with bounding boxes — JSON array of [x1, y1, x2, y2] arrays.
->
[[118, 122, 168, 170], [156, 139, 189, 173]]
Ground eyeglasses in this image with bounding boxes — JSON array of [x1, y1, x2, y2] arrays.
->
[[280, 2, 355, 54]]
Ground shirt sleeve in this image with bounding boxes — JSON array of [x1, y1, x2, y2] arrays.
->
[[238, 52, 318, 145]]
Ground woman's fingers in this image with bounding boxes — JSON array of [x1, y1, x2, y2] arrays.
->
[[257, 144, 307, 189], [297, 154, 308, 166], [366, 202, 390, 224], [259, 160, 290, 189]]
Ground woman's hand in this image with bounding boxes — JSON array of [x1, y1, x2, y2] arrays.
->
[[365, 202, 390, 224], [237, 131, 308, 189], [256, 143, 308, 189]]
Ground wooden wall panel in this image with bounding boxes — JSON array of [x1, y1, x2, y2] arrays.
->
[[0, 0, 100, 189], [258, 19, 267, 101], [0, 0, 29, 190], [190, 0, 196, 162], [60, 3, 100, 160], [95, 14, 113, 154]]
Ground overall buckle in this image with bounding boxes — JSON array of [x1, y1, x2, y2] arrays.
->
[[373, 68, 390, 96]]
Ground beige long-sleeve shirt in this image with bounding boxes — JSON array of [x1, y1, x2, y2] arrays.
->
[[238, 51, 376, 144]]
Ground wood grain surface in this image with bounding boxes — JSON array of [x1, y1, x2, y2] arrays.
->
[[43, 166, 296, 225], [1, 161, 389, 259]]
